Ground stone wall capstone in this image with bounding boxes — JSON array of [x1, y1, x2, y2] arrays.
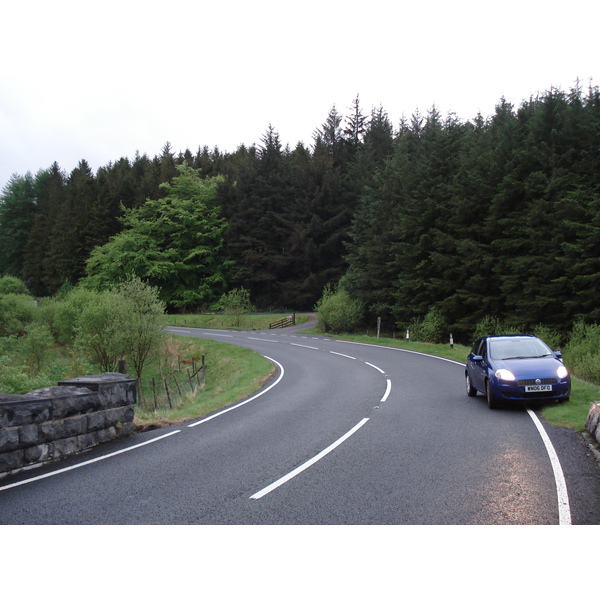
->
[[0, 373, 136, 477]]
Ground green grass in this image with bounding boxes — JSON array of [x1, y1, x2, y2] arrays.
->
[[166, 312, 309, 330], [134, 335, 275, 430]]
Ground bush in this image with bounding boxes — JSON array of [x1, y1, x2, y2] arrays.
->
[[214, 287, 254, 327], [315, 285, 364, 333], [0, 275, 29, 295], [473, 315, 504, 339], [407, 307, 448, 343], [116, 276, 167, 382], [0, 293, 36, 336], [74, 290, 132, 372], [19, 322, 54, 374], [564, 320, 600, 384], [47, 287, 99, 344], [531, 324, 564, 351]]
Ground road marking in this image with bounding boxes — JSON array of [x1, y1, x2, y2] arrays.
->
[[381, 378, 392, 402], [336, 340, 465, 366], [188, 356, 285, 428], [365, 361, 385, 374], [329, 351, 356, 359], [250, 375, 392, 499], [0, 430, 181, 493], [526, 409, 572, 525], [247, 337, 278, 343], [250, 418, 370, 499], [291, 343, 319, 350]]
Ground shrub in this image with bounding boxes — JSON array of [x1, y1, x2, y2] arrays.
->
[[407, 307, 447, 343], [531, 324, 563, 351], [473, 315, 503, 339], [564, 320, 600, 384], [19, 322, 54, 374], [74, 290, 131, 372], [49, 287, 99, 344], [214, 287, 254, 327], [116, 276, 167, 382], [0, 293, 36, 336], [0, 275, 29, 295], [315, 284, 364, 333]]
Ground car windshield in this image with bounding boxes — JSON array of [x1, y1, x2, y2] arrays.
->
[[489, 338, 553, 360]]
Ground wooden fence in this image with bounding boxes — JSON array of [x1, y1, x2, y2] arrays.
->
[[269, 314, 296, 329]]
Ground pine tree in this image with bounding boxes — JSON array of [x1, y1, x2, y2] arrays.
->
[[22, 163, 66, 295], [0, 172, 37, 278], [45, 160, 97, 292]]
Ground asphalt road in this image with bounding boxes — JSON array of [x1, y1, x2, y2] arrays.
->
[[1, 322, 600, 525]]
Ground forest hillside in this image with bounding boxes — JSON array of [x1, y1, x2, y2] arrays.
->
[[1, 83, 599, 342]]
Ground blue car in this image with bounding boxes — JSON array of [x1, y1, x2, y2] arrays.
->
[[465, 334, 571, 409]]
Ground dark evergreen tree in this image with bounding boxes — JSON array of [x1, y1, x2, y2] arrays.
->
[[45, 160, 96, 292], [22, 163, 66, 295], [0, 172, 37, 279]]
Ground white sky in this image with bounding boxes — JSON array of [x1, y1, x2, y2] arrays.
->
[[1, 0, 597, 191]]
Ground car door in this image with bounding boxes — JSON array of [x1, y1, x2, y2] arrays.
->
[[468, 338, 488, 393]]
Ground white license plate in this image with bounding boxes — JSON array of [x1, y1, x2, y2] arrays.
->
[[525, 384, 552, 392]]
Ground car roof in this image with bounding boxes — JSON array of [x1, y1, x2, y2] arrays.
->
[[481, 334, 535, 341]]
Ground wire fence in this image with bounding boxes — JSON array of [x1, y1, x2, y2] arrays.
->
[[137, 355, 206, 411]]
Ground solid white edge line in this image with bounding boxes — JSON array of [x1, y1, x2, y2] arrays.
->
[[187, 356, 285, 428], [526, 409, 572, 525], [250, 418, 370, 499], [336, 339, 465, 366], [0, 430, 181, 493]]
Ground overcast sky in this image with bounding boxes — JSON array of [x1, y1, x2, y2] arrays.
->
[[1, 0, 597, 191]]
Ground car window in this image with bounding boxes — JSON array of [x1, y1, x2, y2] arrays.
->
[[489, 338, 552, 360]]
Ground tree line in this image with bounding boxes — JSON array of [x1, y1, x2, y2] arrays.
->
[[1, 82, 599, 341]]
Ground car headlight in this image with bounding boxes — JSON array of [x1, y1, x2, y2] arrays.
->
[[495, 369, 516, 381], [557, 365, 569, 379]]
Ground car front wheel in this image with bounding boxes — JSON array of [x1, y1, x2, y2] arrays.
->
[[486, 380, 499, 410], [466, 373, 477, 397]]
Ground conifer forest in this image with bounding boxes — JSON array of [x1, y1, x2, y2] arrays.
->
[[1, 82, 599, 342]]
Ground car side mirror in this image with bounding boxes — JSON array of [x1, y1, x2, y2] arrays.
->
[[554, 349, 562, 359], [472, 355, 483, 362]]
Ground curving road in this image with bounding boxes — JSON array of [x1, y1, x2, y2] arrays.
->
[[1, 321, 600, 525]]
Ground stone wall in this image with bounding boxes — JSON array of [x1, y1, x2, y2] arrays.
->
[[0, 373, 136, 477], [586, 401, 600, 447]]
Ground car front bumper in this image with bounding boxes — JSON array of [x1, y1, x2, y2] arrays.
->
[[491, 379, 571, 402]]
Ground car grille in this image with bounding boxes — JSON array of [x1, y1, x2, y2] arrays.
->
[[517, 378, 557, 386]]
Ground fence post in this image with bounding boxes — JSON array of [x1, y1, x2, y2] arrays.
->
[[173, 374, 183, 398], [164, 378, 173, 409]]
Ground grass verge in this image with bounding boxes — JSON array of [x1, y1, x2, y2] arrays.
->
[[133, 335, 275, 431]]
